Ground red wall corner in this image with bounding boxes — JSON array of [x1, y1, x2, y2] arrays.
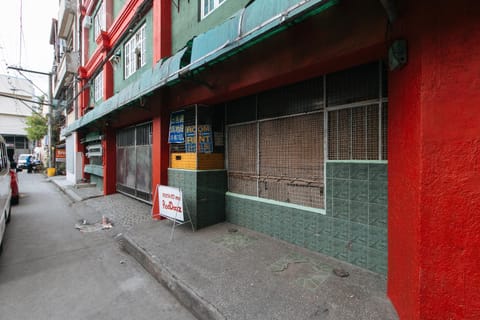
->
[[153, 0, 172, 64], [151, 105, 170, 219], [103, 126, 116, 195], [388, 1, 480, 319]]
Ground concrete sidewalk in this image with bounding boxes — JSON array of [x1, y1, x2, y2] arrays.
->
[[50, 176, 398, 320]]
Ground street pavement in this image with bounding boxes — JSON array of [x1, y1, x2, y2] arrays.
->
[[0, 172, 197, 320], [50, 175, 399, 320]]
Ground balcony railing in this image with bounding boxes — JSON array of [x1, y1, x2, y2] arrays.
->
[[53, 51, 80, 98], [58, 0, 76, 39]]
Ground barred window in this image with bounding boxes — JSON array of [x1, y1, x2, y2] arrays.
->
[[124, 24, 146, 79]]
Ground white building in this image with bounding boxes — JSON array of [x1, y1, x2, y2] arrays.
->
[[0, 75, 35, 160]]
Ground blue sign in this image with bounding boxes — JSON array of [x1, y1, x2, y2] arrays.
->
[[168, 111, 184, 143]]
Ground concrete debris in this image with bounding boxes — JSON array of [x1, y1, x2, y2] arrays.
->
[[74, 217, 114, 232], [333, 268, 350, 278]]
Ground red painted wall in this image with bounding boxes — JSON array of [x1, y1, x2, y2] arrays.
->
[[388, 1, 480, 319]]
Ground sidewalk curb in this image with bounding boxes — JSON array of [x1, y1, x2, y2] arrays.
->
[[116, 233, 226, 320], [49, 179, 82, 202]]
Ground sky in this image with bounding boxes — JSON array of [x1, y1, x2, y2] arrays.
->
[[0, 0, 58, 97]]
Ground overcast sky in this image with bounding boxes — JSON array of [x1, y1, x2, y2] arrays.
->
[[0, 0, 58, 96]]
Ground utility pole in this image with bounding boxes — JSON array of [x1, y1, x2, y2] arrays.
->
[[7, 66, 54, 168]]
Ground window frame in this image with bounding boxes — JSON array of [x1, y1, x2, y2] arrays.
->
[[124, 24, 146, 79], [94, 71, 103, 102], [200, 0, 226, 20], [94, 1, 106, 40]]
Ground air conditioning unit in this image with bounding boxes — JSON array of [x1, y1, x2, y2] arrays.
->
[[83, 16, 92, 29]]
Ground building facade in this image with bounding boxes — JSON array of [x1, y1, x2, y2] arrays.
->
[[0, 75, 35, 160], [64, 0, 480, 319]]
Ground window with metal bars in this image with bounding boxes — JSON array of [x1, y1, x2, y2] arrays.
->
[[226, 61, 387, 209]]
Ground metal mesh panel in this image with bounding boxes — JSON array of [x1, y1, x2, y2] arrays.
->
[[227, 123, 257, 196], [136, 123, 152, 145], [258, 113, 324, 208], [366, 105, 379, 160], [351, 106, 366, 159], [328, 105, 381, 160], [258, 77, 323, 119], [327, 62, 380, 106], [117, 127, 136, 147]]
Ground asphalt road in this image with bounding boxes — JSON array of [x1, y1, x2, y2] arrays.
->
[[0, 172, 197, 320]]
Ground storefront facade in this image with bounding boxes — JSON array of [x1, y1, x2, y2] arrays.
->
[[65, 0, 480, 318]]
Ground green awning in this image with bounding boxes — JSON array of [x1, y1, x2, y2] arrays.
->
[[65, 47, 188, 133], [66, 0, 337, 134], [186, 0, 338, 72]]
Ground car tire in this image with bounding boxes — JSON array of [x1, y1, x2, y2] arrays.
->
[[6, 206, 11, 224], [10, 196, 18, 206]]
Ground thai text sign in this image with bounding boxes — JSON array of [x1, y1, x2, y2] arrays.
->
[[158, 185, 184, 221], [168, 111, 185, 143]]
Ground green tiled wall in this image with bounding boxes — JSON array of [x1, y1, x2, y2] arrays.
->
[[225, 161, 388, 275], [168, 169, 227, 230]]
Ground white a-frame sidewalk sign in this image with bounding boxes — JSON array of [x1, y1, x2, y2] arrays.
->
[[152, 185, 194, 240]]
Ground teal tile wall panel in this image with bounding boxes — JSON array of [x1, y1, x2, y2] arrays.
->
[[225, 161, 388, 275], [168, 169, 226, 230]]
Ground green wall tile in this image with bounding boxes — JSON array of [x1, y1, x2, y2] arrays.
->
[[349, 222, 368, 246], [350, 201, 368, 224], [369, 203, 387, 228], [332, 218, 349, 241], [332, 198, 349, 220], [368, 226, 388, 251], [332, 163, 350, 179], [369, 181, 388, 205], [350, 163, 369, 180], [350, 180, 369, 202], [369, 163, 388, 181], [332, 239, 349, 261], [317, 216, 332, 236], [333, 179, 350, 199], [367, 248, 387, 275], [348, 244, 368, 268]]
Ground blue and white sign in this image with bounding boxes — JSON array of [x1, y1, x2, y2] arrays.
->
[[168, 111, 184, 143]]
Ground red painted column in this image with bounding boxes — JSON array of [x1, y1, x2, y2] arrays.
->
[[103, 126, 116, 195], [151, 104, 169, 219], [153, 0, 172, 64], [388, 1, 480, 319], [103, 55, 114, 99]]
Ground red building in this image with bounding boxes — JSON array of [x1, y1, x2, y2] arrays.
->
[[64, 0, 480, 318]]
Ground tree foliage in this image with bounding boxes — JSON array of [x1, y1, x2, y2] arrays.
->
[[25, 114, 48, 141]]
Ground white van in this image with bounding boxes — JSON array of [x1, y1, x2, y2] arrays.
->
[[0, 135, 11, 253]]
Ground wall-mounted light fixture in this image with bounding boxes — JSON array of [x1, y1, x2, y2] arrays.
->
[[109, 51, 122, 69], [389, 39, 408, 71]]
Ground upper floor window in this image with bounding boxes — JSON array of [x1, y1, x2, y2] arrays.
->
[[94, 1, 106, 39], [94, 71, 103, 102], [201, 0, 226, 19], [124, 24, 146, 79]]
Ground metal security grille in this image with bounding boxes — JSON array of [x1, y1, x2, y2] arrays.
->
[[327, 62, 387, 160], [226, 60, 387, 209], [227, 112, 324, 208], [116, 122, 152, 202], [227, 123, 257, 196], [328, 104, 381, 160], [259, 113, 324, 208]]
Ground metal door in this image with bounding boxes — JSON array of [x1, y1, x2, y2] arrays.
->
[[116, 122, 152, 202]]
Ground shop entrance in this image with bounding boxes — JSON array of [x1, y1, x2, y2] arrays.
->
[[116, 122, 153, 202]]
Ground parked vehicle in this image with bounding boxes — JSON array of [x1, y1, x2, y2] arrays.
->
[[0, 135, 12, 253], [17, 153, 33, 170]]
